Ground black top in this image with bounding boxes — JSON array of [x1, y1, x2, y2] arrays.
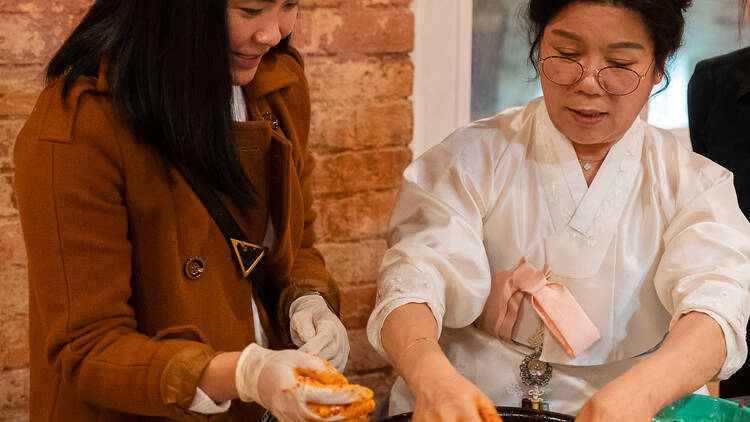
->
[[688, 46, 750, 398]]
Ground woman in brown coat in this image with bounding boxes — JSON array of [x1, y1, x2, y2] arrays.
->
[[14, 0, 354, 420]]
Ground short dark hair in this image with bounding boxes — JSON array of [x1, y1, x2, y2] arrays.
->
[[47, 0, 290, 204], [525, 0, 693, 92]]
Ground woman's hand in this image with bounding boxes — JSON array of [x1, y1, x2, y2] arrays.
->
[[381, 303, 502, 421], [290, 294, 350, 372], [410, 364, 501, 422], [577, 312, 727, 422], [235, 344, 363, 422], [575, 377, 656, 422]]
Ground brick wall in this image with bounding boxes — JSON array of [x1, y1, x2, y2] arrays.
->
[[0, 0, 413, 420], [296, 0, 413, 417]]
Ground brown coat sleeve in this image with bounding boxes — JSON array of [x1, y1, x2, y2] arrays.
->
[[14, 83, 215, 419]]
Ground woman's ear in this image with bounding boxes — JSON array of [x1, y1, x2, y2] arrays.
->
[[651, 70, 663, 85]]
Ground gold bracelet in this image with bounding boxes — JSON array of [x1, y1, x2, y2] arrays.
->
[[395, 337, 438, 369]]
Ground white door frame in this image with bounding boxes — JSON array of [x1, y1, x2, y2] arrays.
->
[[410, 0, 473, 160]]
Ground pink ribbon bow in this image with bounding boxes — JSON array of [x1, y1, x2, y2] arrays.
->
[[475, 258, 600, 359]]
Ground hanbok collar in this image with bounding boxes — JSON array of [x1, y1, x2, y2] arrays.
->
[[532, 99, 644, 279]]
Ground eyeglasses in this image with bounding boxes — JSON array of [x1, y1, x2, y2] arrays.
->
[[538, 56, 653, 96]]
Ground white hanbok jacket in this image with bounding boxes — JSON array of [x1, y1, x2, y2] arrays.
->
[[367, 98, 750, 415]]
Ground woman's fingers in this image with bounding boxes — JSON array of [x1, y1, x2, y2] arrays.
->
[[300, 384, 375, 422], [298, 333, 327, 356], [476, 394, 502, 421], [291, 312, 318, 343], [298, 323, 344, 362], [410, 363, 498, 422], [447, 401, 485, 422]]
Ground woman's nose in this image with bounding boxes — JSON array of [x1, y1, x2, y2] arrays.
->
[[575, 66, 605, 95], [253, 17, 282, 47]]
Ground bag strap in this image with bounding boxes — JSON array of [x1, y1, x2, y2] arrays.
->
[[175, 164, 282, 343]]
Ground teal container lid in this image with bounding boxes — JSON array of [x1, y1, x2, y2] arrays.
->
[[653, 394, 750, 421]]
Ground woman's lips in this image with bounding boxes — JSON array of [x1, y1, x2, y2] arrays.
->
[[232, 52, 262, 70], [567, 107, 608, 126]]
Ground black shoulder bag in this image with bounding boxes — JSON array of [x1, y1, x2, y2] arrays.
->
[[176, 165, 283, 348]]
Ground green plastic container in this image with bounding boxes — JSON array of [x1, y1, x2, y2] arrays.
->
[[652, 394, 750, 421]]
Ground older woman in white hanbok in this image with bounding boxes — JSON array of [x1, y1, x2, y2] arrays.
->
[[367, 1, 750, 421]]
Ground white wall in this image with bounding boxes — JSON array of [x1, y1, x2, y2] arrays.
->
[[410, 0, 473, 160]]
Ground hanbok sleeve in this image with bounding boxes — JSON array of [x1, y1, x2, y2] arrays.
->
[[366, 127, 508, 361], [654, 168, 750, 380]]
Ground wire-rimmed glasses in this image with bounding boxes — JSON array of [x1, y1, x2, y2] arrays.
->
[[538, 55, 653, 96]]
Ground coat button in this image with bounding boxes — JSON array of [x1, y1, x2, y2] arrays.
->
[[184, 256, 205, 280]]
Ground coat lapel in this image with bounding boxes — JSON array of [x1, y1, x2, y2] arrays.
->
[[244, 52, 300, 101], [267, 132, 293, 268]]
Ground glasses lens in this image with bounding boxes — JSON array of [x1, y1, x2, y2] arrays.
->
[[541, 57, 582, 85], [599, 67, 640, 95]]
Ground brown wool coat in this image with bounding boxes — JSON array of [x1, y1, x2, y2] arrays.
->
[[14, 49, 340, 421]]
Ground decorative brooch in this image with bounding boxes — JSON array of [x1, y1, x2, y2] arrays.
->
[[262, 112, 280, 131], [519, 323, 552, 411]]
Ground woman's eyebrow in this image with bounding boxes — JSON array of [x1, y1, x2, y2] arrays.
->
[[607, 41, 645, 50], [550, 29, 582, 41], [233, 0, 277, 4], [550, 29, 645, 50]]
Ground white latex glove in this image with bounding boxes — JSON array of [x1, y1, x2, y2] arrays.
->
[[289, 294, 350, 372], [235, 343, 360, 422]]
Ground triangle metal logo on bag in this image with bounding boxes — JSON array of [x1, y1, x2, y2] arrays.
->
[[231, 238, 265, 277]]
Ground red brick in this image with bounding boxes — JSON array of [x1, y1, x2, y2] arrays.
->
[[340, 284, 377, 329], [352, 100, 412, 148], [306, 56, 413, 101], [0, 314, 29, 368], [0, 269, 28, 317], [0, 118, 26, 170], [312, 148, 411, 195], [0, 91, 40, 117], [0, 65, 45, 116], [309, 102, 356, 151], [345, 328, 390, 373], [318, 239, 387, 286], [0, 407, 28, 422], [313, 189, 398, 242], [0, 367, 28, 410], [297, 7, 413, 55], [0, 173, 17, 218], [0, 0, 92, 13], [310, 99, 413, 151], [0, 7, 88, 65], [0, 220, 26, 268], [363, 0, 412, 4], [0, 14, 46, 64], [294, 8, 344, 55], [0, 14, 51, 65], [299, 0, 342, 6]]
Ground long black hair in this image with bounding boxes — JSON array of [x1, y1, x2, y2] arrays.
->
[[47, 0, 289, 204], [525, 0, 693, 93]]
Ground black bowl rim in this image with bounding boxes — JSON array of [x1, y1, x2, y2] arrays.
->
[[380, 405, 575, 421]]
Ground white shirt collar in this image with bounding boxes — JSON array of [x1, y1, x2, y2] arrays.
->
[[231, 85, 248, 122]]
